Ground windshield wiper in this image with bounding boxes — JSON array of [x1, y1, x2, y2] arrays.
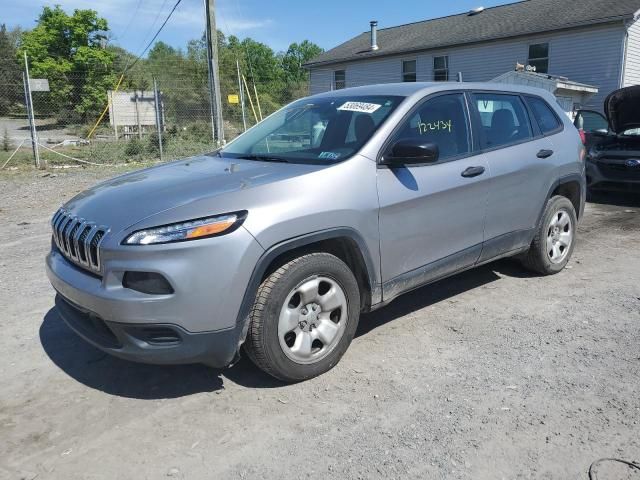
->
[[237, 154, 289, 163]]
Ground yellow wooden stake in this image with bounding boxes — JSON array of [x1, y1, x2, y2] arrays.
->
[[86, 73, 126, 139], [242, 75, 259, 124], [252, 82, 263, 121]]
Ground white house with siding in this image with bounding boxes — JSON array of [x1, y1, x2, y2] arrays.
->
[[305, 0, 640, 111]]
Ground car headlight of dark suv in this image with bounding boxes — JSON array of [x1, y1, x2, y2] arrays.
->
[[123, 211, 247, 245]]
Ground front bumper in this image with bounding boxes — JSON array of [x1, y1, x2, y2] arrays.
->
[[586, 159, 640, 192], [45, 226, 264, 366], [55, 294, 241, 366]]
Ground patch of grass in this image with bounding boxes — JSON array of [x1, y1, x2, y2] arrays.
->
[[0, 133, 217, 170]]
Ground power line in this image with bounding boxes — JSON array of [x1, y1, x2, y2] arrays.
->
[[137, 0, 170, 56], [128, 0, 184, 70], [86, 0, 184, 139], [116, 0, 145, 43]]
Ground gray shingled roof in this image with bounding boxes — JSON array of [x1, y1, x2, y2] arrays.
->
[[305, 0, 640, 67]]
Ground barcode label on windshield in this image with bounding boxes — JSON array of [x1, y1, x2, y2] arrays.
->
[[337, 101, 382, 114]]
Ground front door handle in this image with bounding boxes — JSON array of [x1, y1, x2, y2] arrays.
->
[[461, 166, 485, 178], [537, 149, 554, 159]]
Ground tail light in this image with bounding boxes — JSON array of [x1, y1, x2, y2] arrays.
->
[[578, 128, 586, 145]]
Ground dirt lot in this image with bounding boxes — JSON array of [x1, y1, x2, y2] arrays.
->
[[0, 167, 639, 480]]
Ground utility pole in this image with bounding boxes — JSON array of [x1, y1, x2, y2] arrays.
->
[[23, 53, 41, 169], [204, 0, 224, 146], [236, 59, 247, 132], [153, 77, 164, 162]]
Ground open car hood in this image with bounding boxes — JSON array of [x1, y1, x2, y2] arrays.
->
[[605, 85, 640, 134]]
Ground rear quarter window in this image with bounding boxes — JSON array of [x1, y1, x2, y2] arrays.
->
[[526, 96, 562, 135]]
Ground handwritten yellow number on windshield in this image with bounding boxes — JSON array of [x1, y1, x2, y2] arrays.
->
[[418, 120, 453, 134]]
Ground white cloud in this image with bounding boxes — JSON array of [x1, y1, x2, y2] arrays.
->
[[9, 0, 275, 50]]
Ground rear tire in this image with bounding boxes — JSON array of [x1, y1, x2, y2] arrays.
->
[[520, 195, 577, 275], [245, 253, 360, 382]]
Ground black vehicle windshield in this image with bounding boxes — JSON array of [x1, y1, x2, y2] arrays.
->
[[221, 95, 405, 164]]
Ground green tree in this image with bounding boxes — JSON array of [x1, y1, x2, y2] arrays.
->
[[0, 24, 23, 116], [280, 40, 323, 103], [18, 6, 116, 122], [108, 45, 149, 91], [282, 40, 323, 84]]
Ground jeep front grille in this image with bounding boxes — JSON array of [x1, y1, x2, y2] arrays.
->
[[51, 209, 108, 274]]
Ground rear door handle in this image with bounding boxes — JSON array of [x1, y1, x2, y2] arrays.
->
[[537, 149, 554, 159], [461, 166, 486, 178]]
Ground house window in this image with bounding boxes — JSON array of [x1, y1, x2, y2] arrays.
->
[[402, 60, 417, 82], [333, 70, 345, 90], [433, 56, 449, 81], [528, 43, 549, 73]]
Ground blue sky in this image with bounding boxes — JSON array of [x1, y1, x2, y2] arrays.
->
[[6, 0, 513, 54]]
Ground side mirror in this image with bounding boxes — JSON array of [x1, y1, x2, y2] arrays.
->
[[383, 139, 439, 166]]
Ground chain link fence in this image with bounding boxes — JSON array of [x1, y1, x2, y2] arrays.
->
[[0, 59, 311, 170]]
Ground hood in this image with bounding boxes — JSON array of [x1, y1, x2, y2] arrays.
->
[[604, 85, 640, 134], [62, 154, 322, 233]]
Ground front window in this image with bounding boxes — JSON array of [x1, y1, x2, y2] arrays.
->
[[390, 94, 471, 161], [221, 95, 405, 164], [333, 70, 345, 90], [528, 43, 549, 73], [433, 56, 449, 81], [402, 60, 417, 82]]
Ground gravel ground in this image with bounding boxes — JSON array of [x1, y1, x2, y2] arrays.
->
[[0, 167, 639, 480]]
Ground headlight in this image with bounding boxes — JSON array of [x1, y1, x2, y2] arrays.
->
[[123, 211, 247, 245]]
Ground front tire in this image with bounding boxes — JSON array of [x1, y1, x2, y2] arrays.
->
[[521, 195, 577, 275], [245, 253, 361, 382]]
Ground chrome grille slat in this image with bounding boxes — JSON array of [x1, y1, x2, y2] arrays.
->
[[64, 219, 77, 255], [53, 214, 64, 250], [54, 214, 68, 248], [58, 217, 72, 254], [63, 219, 79, 256], [72, 221, 87, 263], [68, 220, 83, 260], [50, 208, 108, 274], [51, 210, 62, 227], [85, 227, 100, 268]]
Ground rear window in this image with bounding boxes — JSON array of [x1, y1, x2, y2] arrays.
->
[[472, 93, 532, 149], [526, 96, 562, 134]]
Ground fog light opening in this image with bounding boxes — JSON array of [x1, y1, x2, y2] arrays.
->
[[127, 326, 182, 346], [123, 271, 174, 295]]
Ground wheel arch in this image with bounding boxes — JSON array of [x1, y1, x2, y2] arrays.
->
[[234, 228, 381, 347], [537, 173, 586, 228]]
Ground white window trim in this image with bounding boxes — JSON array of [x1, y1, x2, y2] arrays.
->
[[401, 58, 418, 82], [433, 55, 449, 81], [527, 42, 550, 73], [333, 70, 346, 90]]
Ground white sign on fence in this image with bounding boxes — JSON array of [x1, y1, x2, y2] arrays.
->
[[29, 79, 50, 92], [108, 90, 161, 127]]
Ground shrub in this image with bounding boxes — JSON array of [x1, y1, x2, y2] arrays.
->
[[124, 138, 144, 157], [147, 131, 168, 155], [179, 122, 212, 142], [2, 127, 10, 152]]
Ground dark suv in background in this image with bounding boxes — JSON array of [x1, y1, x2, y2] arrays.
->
[[575, 85, 640, 193]]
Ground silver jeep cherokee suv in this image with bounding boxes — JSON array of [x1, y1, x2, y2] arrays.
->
[[46, 83, 585, 382]]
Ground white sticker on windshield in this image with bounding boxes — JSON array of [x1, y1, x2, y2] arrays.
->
[[337, 101, 382, 114], [319, 151, 340, 160]]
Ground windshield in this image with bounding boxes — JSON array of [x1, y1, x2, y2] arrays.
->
[[221, 95, 405, 164]]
